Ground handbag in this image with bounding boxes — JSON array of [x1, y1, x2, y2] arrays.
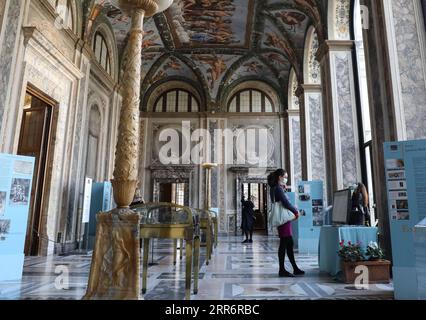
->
[[269, 201, 296, 228]]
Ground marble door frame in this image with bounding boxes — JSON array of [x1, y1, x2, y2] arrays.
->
[[231, 167, 276, 236], [151, 165, 196, 207]]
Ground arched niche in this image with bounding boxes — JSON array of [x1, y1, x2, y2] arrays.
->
[[303, 26, 322, 85], [288, 69, 300, 110]]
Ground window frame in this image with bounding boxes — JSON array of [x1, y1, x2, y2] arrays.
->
[[153, 89, 200, 113], [93, 31, 112, 75], [228, 89, 275, 113]]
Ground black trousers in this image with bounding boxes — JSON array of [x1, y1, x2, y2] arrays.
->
[[278, 236, 298, 272]]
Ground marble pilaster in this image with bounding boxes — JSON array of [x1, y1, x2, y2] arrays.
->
[[287, 110, 302, 188], [0, 0, 24, 142], [302, 84, 326, 184], [317, 40, 362, 193], [383, 0, 426, 139]]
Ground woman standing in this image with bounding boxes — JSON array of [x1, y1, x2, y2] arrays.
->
[[349, 183, 371, 226], [241, 196, 255, 243], [268, 169, 305, 277]]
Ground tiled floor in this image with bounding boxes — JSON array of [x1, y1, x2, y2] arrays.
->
[[0, 235, 394, 300]]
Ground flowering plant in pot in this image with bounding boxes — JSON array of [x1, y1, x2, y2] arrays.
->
[[337, 240, 390, 284], [338, 240, 364, 262]]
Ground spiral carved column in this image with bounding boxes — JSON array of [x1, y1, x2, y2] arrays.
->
[[84, 0, 162, 300], [111, 8, 145, 208]]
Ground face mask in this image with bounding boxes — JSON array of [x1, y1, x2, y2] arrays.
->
[[280, 178, 288, 186]]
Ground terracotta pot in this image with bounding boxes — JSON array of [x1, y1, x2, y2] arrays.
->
[[341, 260, 391, 284]]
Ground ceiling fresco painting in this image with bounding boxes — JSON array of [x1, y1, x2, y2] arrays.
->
[[83, 0, 329, 109], [166, 0, 255, 48], [189, 53, 240, 96], [149, 55, 199, 85]]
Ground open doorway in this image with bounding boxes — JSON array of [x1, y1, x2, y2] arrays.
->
[[17, 87, 56, 256], [159, 183, 187, 206], [242, 183, 269, 235]]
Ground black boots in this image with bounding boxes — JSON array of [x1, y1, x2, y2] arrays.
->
[[293, 268, 305, 276], [279, 270, 295, 278], [279, 268, 305, 277]]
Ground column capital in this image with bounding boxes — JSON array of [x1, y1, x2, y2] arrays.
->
[[286, 109, 300, 117], [119, 0, 158, 17], [316, 40, 355, 62], [301, 84, 322, 93]]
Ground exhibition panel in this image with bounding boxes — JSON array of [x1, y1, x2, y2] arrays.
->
[[0, 154, 35, 281], [384, 140, 426, 299]]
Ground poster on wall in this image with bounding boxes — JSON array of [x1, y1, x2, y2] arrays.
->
[[386, 158, 409, 221], [0, 153, 35, 281], [82, 178, 93, 224], [312, 199, 324, 226], [384, 139, 426, 299]]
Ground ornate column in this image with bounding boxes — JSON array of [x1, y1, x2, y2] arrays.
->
[[84, 0, 172, 300], [316, 40, 362, 199], [202, 163, 218, 210]]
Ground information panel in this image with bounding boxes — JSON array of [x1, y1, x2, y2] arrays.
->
[[87, 182, 112, 250], [384, 140, 426, 299], [294, 181, 324, 254], [0, 153, 35, 281]]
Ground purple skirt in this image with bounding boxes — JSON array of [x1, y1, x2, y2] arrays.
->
[[277, 222, 292, 238]]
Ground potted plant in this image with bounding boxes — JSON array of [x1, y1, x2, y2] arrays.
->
[[338, 240, 391, 284], [365, 241, 385, 260]]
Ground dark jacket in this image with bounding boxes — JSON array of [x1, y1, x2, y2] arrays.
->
[[270, 185, 298, 215], [241, 199, 255, 231], [349, 192, 371, 226]]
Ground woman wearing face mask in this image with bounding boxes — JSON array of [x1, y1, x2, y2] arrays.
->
[[268, 169, 305, 277]]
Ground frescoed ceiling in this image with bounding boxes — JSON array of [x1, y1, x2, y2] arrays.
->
[[83, 0, 328, 110]]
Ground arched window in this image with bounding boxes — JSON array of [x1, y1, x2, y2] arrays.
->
[[93, 32, 112, 75], [228, 89, 275, 113], [55, 0, 74, 31], [154, 89, 200, 112]]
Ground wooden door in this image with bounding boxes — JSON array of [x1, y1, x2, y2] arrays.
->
[[18, 93, 52, 256]]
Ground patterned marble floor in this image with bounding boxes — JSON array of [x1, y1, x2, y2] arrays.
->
[[0, 235, 394, 300]]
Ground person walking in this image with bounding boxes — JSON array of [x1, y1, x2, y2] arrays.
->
[[241, 196, 255, 243], [268, 169, 305, 277]]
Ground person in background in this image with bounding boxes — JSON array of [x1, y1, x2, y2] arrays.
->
[[349, 182, 371, 226], [131, 187, 145, 207], [241, 196, 255, 243], [268, 169, 305, 277]]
